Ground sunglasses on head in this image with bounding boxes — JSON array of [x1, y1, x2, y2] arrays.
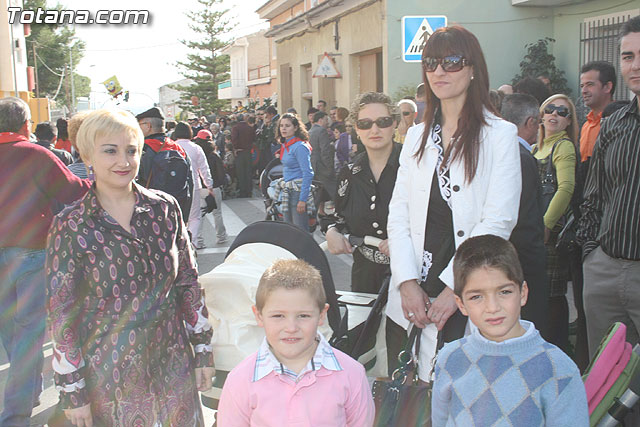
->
[[356, 116, 394, 130], [543, 104, 571, 117], [422, 55, 470, 73]]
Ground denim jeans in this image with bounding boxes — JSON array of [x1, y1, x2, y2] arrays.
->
[[0, 247, 46, 427], [283, 189, 309, 232]]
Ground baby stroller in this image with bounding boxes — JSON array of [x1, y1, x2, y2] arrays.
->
[[259, 157, 324, 232], [199, 220, 388, 417]]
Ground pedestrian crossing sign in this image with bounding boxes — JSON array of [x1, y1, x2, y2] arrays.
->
[[402, 16, 447, 63]]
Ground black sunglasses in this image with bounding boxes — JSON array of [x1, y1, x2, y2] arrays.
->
[[402, 111, 413, 116], [422, 55, 470, 73], [543, 104, 571, 118], [356, 116, 394, 130]]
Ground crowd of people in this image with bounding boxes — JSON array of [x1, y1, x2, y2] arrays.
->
[[0, 14, 639, 427]]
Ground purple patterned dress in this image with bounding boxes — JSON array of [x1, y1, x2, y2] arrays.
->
[[46, 184, 213, 426]]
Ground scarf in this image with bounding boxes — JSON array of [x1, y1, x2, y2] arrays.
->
[[278, 136, 312, 159]]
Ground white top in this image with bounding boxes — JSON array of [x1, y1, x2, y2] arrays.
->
[[175, 138, 213, 190], [386, 112, 521, 330]]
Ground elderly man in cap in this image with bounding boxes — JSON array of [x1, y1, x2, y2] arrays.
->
[[136, 107, 194, 219], [0, 97, 90, 425]]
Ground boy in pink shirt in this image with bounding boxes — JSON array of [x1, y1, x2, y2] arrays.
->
[[217, 259, 374, 426]]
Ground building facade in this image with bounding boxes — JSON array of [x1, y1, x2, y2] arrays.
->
[[258, 0, 638, 114], [258, 0, 385, 114], [158, 78, 194, 120], [218, 30, 276, 109]]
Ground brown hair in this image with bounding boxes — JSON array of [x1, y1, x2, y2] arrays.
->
[[276, 113, 310, 143], [453, 235, 523, 297], [255, 259, 326, 312], [348, 91, 398, 124], [336, 107, 350, 122], [416, 26, 496, 183]]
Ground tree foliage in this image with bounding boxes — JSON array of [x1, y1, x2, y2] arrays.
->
[[174, 0, 234, 115], [24, 0, 90, 111], [512, 38, 571, 96]]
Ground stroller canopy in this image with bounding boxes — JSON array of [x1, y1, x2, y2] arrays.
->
[[226, 220, 341, 332]]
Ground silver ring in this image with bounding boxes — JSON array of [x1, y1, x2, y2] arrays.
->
[[408, 312, 415, 318]]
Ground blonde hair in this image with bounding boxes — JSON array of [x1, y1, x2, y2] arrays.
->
[[538, 94, 579, 148], [68, 111, 91, 149], [397, 99, 417, 113], [255, 259, 326, 312], [76, 109, 144, 162]]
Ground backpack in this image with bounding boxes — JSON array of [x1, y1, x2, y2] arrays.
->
[[208, 151, 227, 188], [141, 141, 194, 219]]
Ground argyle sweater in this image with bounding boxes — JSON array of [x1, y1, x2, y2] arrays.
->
[[432, 321, 588, 426]]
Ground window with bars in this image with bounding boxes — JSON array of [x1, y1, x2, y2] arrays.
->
[[580, 11, 639, 101]]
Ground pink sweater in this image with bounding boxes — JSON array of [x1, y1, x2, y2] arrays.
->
[[217, 348, 374, 427]]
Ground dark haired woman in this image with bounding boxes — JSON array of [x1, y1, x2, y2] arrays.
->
[[273, 113, 314, 231], [54, 117, 72, 154], [387, 26, 522, 379]]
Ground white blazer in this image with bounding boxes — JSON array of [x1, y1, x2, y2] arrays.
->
[[386, 111, 522, 331]]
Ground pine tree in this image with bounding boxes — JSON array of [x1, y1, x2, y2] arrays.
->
[[512, 38, 572, 96], [24, 0, 90, 111], [174, 0, 233, 115]]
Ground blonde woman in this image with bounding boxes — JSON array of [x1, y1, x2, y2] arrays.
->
[[46, 109, 214, 426], [394, 99, 417, 143], [532, 93, 578, 352]]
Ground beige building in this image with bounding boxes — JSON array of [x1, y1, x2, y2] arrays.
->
[[1, 0, 30, 96], [218, 30, 277, 108], [257, 0, 385, 114], [158, 78, 194, 120]]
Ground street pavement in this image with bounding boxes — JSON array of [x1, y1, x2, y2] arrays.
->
[[0, 193, 354, 426]]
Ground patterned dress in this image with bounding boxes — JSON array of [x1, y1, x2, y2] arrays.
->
[[46, 183, 213, 426]]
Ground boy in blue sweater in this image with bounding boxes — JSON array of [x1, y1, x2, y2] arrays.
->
[[432, 235, 588, 426]]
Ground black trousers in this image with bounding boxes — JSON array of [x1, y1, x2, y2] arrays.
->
[[385, 308, 467, 377], [235, 150, 252, 197], [351, 249, 389, 294]]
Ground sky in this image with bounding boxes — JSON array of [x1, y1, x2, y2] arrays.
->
[[60, 0, 269, 112]]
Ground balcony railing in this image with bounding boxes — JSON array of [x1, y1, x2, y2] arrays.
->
[[248, 65, 270, 82]]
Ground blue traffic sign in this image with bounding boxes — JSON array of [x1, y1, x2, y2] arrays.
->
[[402, 16, 447, 63]]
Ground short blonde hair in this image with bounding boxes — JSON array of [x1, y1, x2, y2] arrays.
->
[[255, 259, 326, 312], [397, 99, 417, 113], [76, 109, 144, 162]]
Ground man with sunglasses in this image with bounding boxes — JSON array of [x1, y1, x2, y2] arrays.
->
[[578, 16, 640, 358]]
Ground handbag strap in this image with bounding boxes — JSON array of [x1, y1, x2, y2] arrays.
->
[[392, 326, 442, 385]]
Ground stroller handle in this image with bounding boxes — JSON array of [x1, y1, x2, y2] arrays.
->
[[319, 234, 383, 251]]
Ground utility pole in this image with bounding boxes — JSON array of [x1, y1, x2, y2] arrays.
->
[[9, 21, 19, 96], [32, 43, 40, 98], [69, 47, 76, 113]]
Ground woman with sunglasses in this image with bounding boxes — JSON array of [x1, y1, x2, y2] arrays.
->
[[386, 26, 521, 379], [274, 113, 315, 231], [394, 99, 418, 143], [324, 92, 401, 295], [533, 94, 578, 352]]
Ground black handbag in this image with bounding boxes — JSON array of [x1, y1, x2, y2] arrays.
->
[[371, 326, 438, 427], [556, 210, 579, 255]]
